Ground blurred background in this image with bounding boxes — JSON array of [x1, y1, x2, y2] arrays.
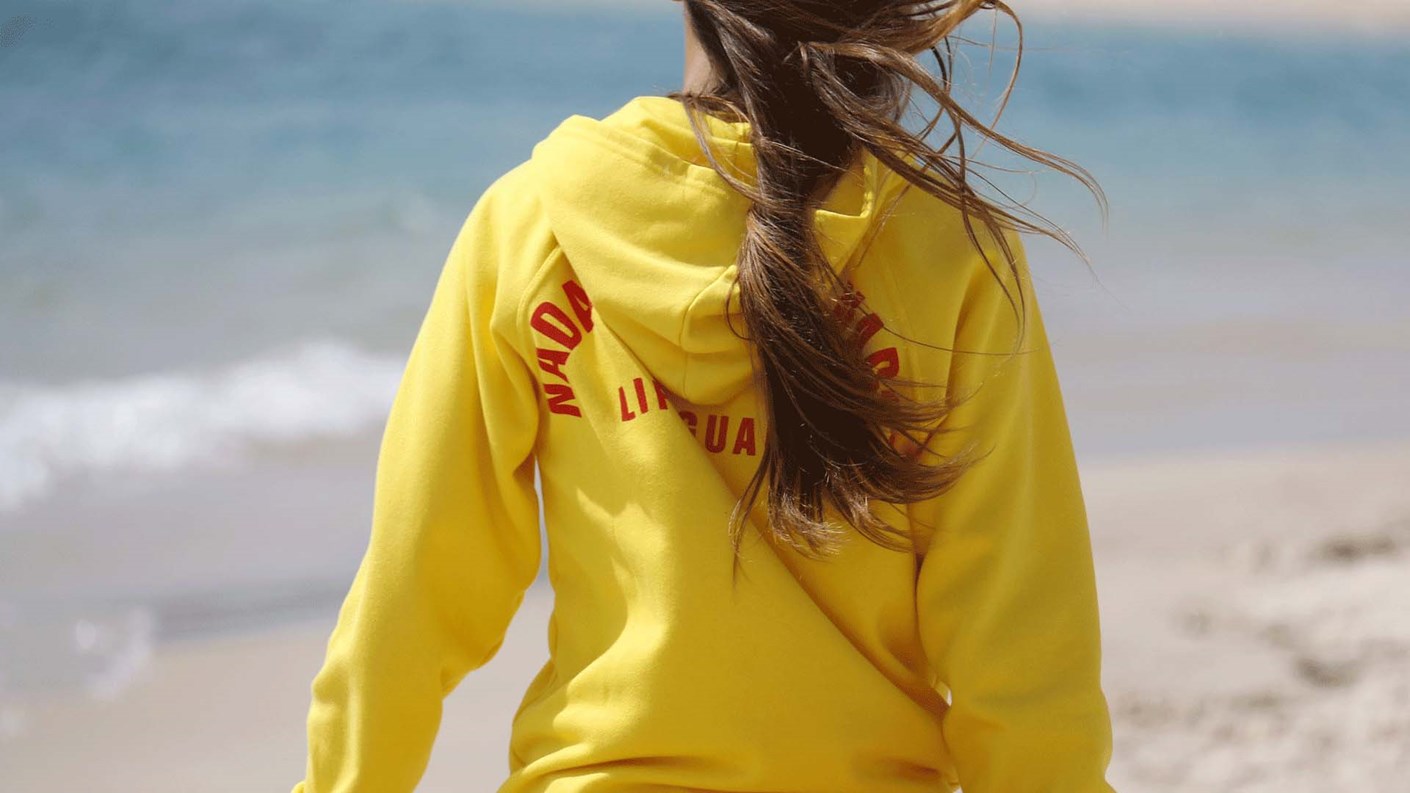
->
[[1, 1, 1407, 790]]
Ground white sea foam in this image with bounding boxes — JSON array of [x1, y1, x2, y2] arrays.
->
[[0, 599, 162, 739], [72, 608, 158, 702], [0, 339, 404, 514]]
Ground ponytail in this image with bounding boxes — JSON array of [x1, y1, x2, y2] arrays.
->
[[668, 0, 1104, 571]]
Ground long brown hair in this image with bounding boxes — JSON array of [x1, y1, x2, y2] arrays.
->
[[667, 0, 1104, 567]]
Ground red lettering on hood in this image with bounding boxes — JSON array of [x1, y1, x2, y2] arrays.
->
[[530, 278, 597, 416], [530, 277, 903, 463], [545, 384, 582, 418], [672, 408, 757, 458], [732, 417, 757, 456], [562, 278, 594, 333]]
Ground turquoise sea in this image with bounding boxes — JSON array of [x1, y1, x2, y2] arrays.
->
[[1, 0, 1407, 709]]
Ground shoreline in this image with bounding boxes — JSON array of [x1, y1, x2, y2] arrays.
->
[[526, 0, 1410, 39], [1022, 0, 1410, 39]]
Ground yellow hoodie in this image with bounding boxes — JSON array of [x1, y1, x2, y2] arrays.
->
[[292, 95, 1117, 793]]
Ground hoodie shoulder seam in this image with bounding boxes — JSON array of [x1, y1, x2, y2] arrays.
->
[[478, 159, 567, 379]]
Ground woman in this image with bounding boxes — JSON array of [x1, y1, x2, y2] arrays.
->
[[292, 1, 1117, 791]]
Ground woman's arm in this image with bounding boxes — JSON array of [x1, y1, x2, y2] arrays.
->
[[292, 180, 543, 793], [912, 231, 1117, 792]]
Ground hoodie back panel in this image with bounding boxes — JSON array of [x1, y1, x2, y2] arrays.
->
[[292, 95, 1117, 793]]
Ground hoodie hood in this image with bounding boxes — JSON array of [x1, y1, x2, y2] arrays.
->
[[529, 94, 905, 405]]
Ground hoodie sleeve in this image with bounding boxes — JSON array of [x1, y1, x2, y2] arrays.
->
[[291, 177, 543, 793], [910, 231, 1117, 792]]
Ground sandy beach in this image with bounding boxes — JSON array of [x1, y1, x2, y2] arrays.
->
[[3, 437, 1408, 792]]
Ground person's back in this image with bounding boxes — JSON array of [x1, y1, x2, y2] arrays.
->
[[292, 3, 1118, 792]]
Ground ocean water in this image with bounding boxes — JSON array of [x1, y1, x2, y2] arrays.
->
[[1, 0, 1408, 713]]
